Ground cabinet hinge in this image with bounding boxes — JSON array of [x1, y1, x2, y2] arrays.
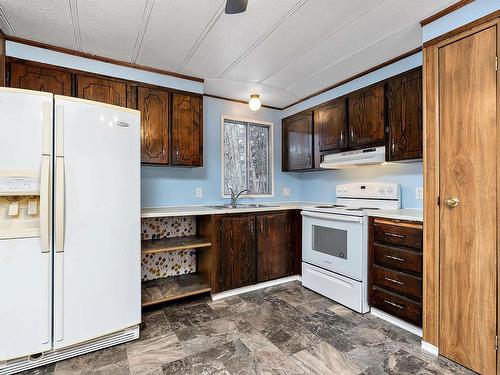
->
[[496, 335, 498, 351], [496, 56, 498, 72], [437, 196, 440, 206]]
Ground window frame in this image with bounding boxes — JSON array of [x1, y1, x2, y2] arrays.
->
[[220, 114, 275, 198]]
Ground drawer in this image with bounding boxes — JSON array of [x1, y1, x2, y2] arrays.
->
[[373, 221, 422, 249], [372, 265, 422, 300], [373, 243, 422, 275], [371, 287, 422, 327]]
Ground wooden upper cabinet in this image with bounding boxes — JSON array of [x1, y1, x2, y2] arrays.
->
[[386, 68, 422, 161], [256, 212, 292, 282], [171, 93, 203, 166], [9, 61, 71, 95], [138, 86, 169, 164], [282, 111, 314, 171], [76, 75, 127, 107], [348, 84, 385, 149], [315, 98, 347, 152], [221, 215, 256, 291]]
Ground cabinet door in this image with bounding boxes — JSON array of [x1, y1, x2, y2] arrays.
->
[[221, 215, 256, 290], [282, 111, 313, 171], [386, 69, 422, 161], [137, 86, 169, 164], [9, 61, 72, 95], [76, 75, 127, 107], [171, 93, 203, 166], [256, 212, 292, 282], [348, 84, 385, 148], [315, 98, 347, 152]]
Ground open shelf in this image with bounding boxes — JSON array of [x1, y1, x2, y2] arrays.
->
[[141, 273, 211, 307], [141, 235, 212, 255]]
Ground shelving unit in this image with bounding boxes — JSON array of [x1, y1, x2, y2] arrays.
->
[[141, 235, 211, 255]]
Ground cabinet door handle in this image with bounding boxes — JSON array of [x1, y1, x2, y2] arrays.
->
[[350, 127, 355, 141], [260, 222, 264, 233], [391, 138, 396, 155], [384, 300, 404, 310], [384, 232, 405, 239], [384, 254, 405, 262], [384, 277, 404, 286]]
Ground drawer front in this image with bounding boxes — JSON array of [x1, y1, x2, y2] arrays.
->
[[373, 243, 422, 275], [373, 222, 422, 249], [372, 288, 422, 326], [373, 265, 422, 300]]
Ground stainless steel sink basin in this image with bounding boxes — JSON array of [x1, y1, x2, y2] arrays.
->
[[203, 204, 278, 209]]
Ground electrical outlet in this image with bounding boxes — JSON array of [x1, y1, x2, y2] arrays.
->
[[416, 187, 423, 200], [196, 187, 203, 198], [283, 187, 290, 197]]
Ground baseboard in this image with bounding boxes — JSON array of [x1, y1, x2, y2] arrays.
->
[[0, 326, 139, 375], [211, 275, 301, 301], [421, 341, 439, 356], [370, 307, 423, 337]]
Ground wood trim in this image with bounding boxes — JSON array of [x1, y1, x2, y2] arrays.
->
[[203, 93, 282, 111], [3, 34, 204, 83], [0, 29, 5, 86], [420, 0, 476, 26], [373, 218, 423, 229], [423, 10, 500, 47], [282, 47, 422, 110]]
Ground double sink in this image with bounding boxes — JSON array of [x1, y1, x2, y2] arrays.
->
[[204, 203, 278, 209]]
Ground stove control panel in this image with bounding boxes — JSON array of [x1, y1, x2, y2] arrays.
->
[[336, 183, 400, 200]]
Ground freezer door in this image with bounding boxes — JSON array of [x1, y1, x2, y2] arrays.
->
[[0, 88, 53, 360], [53, 97, 141, 349]]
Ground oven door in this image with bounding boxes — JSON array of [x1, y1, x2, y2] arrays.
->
[[301, 210, 365, 281]]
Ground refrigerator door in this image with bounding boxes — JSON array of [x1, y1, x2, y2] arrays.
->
[[0, 88, 53, 360], [53, 96, 141, 349]]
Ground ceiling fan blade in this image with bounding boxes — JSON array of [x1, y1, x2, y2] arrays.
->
[[225, 0, 248, 14]]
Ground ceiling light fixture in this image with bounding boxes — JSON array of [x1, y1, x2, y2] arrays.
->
[[225, 0, 248, 14], [248, 94, 261, 111]]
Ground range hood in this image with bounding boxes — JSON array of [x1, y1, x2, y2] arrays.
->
[[320, 146, 386, 169]]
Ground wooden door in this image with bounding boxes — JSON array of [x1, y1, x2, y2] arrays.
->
[[256, 212, 292, 282], [171, 93, 203, 166], [9, 61, 71, 95], [137, 86, 169, 164], [386, 69, 422, 161], [282, 111, 313, 170], [221, 215, 256, 290], [348, 85, 385, 148], [438, 25, 497, 375], [76, 75, 127, 106], [315, 98, 347, 152]]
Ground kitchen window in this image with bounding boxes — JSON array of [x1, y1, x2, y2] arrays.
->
[[221, 115, 274, 197]]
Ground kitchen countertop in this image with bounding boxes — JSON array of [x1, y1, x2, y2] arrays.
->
[[141, 202, 324, 218], [366, 209, 423, 222]]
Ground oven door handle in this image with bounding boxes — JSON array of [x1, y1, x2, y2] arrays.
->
[[301, 211, 363, 223]]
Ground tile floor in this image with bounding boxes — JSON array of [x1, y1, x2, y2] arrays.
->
[[21, 282, 474, 374]]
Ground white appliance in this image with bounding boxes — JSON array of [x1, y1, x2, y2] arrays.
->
[[301, 182, 400, 313], [319, 146, 386, 169], [0, 88, 141, 374]]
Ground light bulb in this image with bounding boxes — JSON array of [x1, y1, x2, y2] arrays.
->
[[248, 94, 261, 111]]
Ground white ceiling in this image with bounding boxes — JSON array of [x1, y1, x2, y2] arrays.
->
[[0, 0, 458, 108]]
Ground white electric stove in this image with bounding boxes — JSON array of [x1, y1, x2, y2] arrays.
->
[[301, 182, 400, 313]]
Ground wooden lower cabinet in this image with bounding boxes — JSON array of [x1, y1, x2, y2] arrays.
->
[[368, 217, 423, 327]]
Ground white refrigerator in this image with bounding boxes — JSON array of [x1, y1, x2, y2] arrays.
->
[[0, 88, 141, 374]]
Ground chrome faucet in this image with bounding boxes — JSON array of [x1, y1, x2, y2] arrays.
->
[[229, 188, 250, 207]]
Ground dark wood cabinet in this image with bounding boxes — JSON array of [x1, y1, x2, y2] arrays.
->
[[314, 98, 347, 152], [76, 75, 127, 107], [171, 93, 203, 166], [386, 68, 423, 161], [9, 61, 71, 95], [256, 212, 292, 282], [348, 84, 385, 148], [369, 217, 423, 327], [138, 86, 169, 164], [282, 111, 314, 171], [220, 215, 256, 290]]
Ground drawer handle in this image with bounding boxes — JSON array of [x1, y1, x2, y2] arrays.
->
[[385, 254, 405, 262], [384, 300, 404, 310], [384, 232, 405, 239], [384, 277, 404, 286]]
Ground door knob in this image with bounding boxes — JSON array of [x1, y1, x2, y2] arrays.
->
[[444, 197, 459, 208]]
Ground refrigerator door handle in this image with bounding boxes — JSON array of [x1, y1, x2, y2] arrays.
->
[[54, 252, 64, 342], [41, 253, 51, 344], [55, 157, 65, 253], [40, 155, 51, 253]]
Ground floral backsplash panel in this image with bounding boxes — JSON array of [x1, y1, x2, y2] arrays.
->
[[141, 216, 196, 281]]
